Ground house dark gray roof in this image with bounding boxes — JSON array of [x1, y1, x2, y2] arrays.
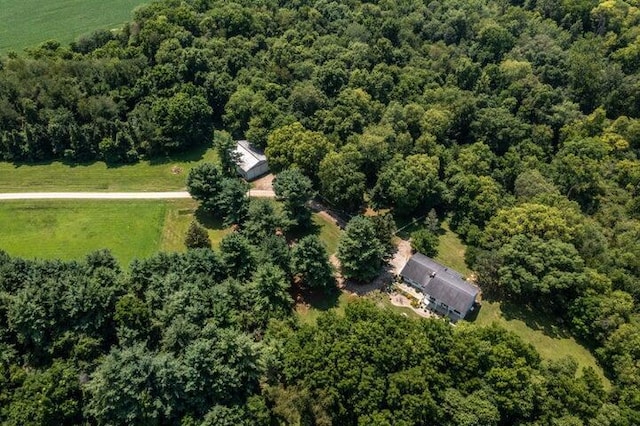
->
[[399, 253, 443, 287], [234, 140, 267, 172], [424, 274, 478, 314], [400, 253, 479, 315]]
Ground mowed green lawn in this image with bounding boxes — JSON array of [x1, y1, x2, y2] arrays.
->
[[0, 200, 166, 265], [312, 213, 341, 255], [0, 199, 231, 266], [0, 199, 340, 268], [0, 148, 218, 192], [398, 218, 610, 386], [0, 0, 147, 53], [435, 221, 471, 276], [474, 301, 611, 388]]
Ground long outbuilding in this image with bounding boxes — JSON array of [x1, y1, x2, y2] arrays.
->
[[234, 140, 269, 181]]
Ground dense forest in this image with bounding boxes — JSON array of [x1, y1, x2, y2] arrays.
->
[[0, 248, 623, 425], [1, 0, 640, 424]]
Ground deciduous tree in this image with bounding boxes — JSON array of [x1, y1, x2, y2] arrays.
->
[[318, 151, 366, 213]]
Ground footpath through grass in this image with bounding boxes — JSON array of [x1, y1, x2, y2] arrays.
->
[[0, 147, 218, 192], [0, 0, 147, 53]]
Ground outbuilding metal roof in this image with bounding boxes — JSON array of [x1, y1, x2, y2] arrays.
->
[[234, 140, 267, 172]]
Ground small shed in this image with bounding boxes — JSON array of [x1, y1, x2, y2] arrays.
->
[[399, 253, 480, 322], [234, 140, 269, 181]]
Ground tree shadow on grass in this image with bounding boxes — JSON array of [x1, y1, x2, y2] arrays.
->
[[395, 215, 446, 240], [292, 282, 341, 312], [6, 142, 211, 169], [194, 206, 227, 230], [307, 288, 341, 311], [147, 143, 212, 166], [500, 301, 572, 339], [285, 219, 322, 243]]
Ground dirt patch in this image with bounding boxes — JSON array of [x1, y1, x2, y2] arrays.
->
[[343, 276, 388, 296], [251, 173, 274, 191], [171, 166, 183, 175], [390, 238, 412, 275]]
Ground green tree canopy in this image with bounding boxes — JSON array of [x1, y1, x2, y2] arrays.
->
[[372, 154, 444, 214], [290, 235, 335, 291], [318, 150, 366, 213], [273, 169, 315, 227], [337, 216, 385, 282], [184, 220, 211, 249]]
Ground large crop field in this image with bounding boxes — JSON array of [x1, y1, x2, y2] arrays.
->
[[0, 0, 147, 53]]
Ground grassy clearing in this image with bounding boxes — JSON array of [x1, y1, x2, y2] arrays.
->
[[396, 217, 609, 386], [369, 291, 423, 319], [0, 198, 233, 265], [0, 198, 330, 267], [473, 300, 611, 388], [435, 221, 471, 276], [312, 213, 341, 255], [159, 199, 231, 252], [288, 213, 342, 256], [0, 147, 218, 192], [296, 290, 423, 326], [0, 199, 165, 265], [296, 292, 355, 326], [0, 0, 147, 53], [397, 216, 471, 276]]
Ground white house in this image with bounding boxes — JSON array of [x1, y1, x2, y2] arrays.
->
[[399, 253, 480, 322], [234, 140, 269, 180]]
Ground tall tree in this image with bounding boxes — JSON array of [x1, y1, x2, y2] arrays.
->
[[85, 345, 185, 425], [318, 151, 366, 213], [220, 232, 256, 281], [273, 169, 315, 227], [337, 216, 385, 282], [242, 199, 290, 243], [372, 154, 444, 214], [411, 229, 439, 257], [496, 235, 588, 313], [186, 163, 224, 212], [265, 122, 334, 180], [290, 235, 335, 291], [217, 178, 250, 226], [250, 263, 292, 318], [215, 130, 241, 176]]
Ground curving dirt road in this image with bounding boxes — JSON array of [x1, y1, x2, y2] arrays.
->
[[0, 190, 275, 200]]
